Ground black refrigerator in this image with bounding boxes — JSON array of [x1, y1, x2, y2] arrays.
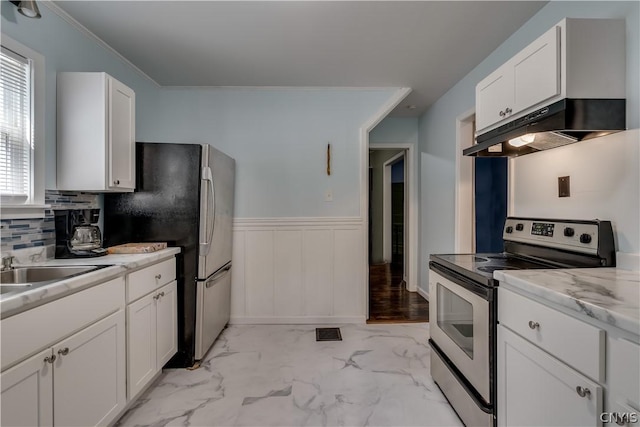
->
[[104, 142, 235, 368]]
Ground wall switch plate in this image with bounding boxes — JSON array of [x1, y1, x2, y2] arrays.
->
[[558, 176, 570, 197], [324, 189, 333, 202]]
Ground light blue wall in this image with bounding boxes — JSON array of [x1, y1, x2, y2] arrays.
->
[[143, 87, 396, 218], [2, 3, 398, 219], [1, 2, 160, 188], [370, 117, 419, 145], [418, 1, 640, 293]]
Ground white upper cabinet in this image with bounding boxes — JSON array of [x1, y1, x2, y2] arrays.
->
[[476, 18, 625, 133], [57, 72, 135, 192]]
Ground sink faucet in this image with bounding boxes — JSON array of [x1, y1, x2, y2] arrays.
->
[[1, 255, 15, 271]]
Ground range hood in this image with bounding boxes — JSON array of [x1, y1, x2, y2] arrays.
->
[[464, 99, 626, 157]]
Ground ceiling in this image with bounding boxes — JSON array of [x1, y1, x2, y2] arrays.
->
[[52, 1, 548, 117]]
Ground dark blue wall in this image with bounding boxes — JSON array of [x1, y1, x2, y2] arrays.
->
[[391, 159, 404, 183], [474, 158, 507, 253]]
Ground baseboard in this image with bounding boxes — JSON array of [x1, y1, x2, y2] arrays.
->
[[417, 286, 430, 302], [229, 316, 367, 325]]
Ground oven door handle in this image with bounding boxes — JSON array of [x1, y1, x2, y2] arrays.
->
[[429, 262, 494, 300]]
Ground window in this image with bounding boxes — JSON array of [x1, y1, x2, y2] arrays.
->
[[0, 35, 45, 218], [1, 46, 32, 204]]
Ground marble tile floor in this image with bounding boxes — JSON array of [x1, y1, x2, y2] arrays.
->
[[116, 323, 463, 427]]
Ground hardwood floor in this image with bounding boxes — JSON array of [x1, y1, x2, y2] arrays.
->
[[367, 262, 429, 323]]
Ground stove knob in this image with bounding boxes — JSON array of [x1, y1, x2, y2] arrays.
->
[[506, 226, 513, 234], [580, 233, 592, 244], [564, 227, 575, 237], [516, 223, 524, 231]]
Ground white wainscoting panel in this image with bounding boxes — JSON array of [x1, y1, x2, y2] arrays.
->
[[231, 218, 366, 324]]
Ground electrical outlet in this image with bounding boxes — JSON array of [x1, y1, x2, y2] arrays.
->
[[558, 176, 570, 197], [324, 189, 333, 202]]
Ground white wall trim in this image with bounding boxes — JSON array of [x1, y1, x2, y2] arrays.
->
[[455, 107, 476, 253], [360, 88, 412, 318], [41, 0, 160, 88], [232, 218, 365, 324], [230, 316, 367, 325], [234, 217, 363, 227], [369, 142, 418, 293], [417, 286, 429, 302], [381, 150, 405, 263]]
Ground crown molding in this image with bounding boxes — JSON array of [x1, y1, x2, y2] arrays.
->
[[41, 0, 160, 88]]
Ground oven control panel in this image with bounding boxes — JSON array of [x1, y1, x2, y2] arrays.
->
[[503, 218, 603, 255]]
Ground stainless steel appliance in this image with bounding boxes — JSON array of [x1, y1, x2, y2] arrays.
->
[[54, 208, 107, 258], [429, 217, 616, 427], [104, 142, 235, 367]]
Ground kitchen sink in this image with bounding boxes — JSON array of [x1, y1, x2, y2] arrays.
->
[[0, 266, 102, 295]]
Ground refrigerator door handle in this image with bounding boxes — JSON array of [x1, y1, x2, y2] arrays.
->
[[205, 264, 232, 288], [199, 166, 216, 255]]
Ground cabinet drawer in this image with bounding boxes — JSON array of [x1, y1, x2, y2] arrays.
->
[[127, 258, 176, 303], [1, 277, 125, 372], [499, 288, 604, 382]]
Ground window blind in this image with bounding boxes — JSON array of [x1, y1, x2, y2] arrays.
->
[[1, 46, 32, 203]]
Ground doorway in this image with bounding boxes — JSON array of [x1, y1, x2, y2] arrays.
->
[[367, 147, 427, 323]]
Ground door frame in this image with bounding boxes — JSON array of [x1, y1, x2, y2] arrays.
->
[[455, 108, 476, 253], [370, 142, 417, 292]]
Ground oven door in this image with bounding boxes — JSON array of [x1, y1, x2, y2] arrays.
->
[[429, 268, 490, 403]]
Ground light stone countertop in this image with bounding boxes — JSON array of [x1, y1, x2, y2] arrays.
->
[[494, 267, 640, 336], [1, 248, 181, 319]]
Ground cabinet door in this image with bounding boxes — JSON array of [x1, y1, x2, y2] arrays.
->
[[108, 76, 135, 190], [127, 293, 157, 399], [54, 311, 126, 427], [512, 25, 561, 114], [0, 348, 53, 427], [475, 65, 514, 132], [156, 281, 178, 368], [498, 325, 602, 427]]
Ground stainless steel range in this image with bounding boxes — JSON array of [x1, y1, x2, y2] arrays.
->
[[428, 217, 616, 427]]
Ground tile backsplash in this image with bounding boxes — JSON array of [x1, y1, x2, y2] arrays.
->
[[1, 190, 100, 255]]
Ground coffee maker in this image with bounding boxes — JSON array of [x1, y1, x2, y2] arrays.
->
[[54, 209, 107, 258]]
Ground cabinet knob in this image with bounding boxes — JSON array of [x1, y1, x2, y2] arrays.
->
[[44, 355, 56, 364], [159, 291, 165, 298], [57, 347, 69, 356], [575, 386, 591, 399], [615, 415, 626, 426], [528, 321, 540, 330], [505, 107, 512, 114], [499, 110, 506, 117], [155, 274, 162, 280], [114, 180, 120, 185]]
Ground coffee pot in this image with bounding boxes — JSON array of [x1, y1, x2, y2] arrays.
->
[[55, 209, 107, 258]]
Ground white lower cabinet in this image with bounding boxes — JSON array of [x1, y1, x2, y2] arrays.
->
[[54, 311, 126, 426], [498, 325, 602, 427], [127, 280, 177, 399], [1, 348, 53, 427], [0, 311, 126, 427]]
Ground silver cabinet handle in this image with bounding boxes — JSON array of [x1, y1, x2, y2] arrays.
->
[[499, 110, 506, 117], [44, 354, 56, 364], [57, 347, 69, 356], [153, 292, 165, 301], [528, 321, 540, 330], [505, 107, 512, 114], [575, 386, 591, 398], [155, 274, 162, 280]]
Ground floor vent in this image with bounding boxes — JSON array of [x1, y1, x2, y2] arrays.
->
[[316, 327, 342, 341]]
